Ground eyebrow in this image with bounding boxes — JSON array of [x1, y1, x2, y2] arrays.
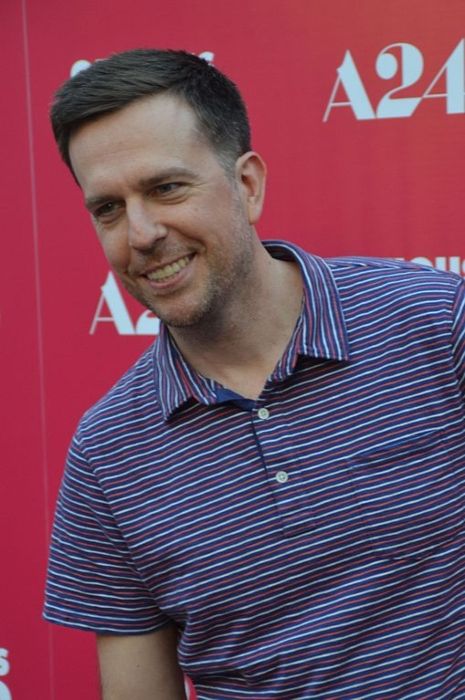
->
[[84, 166, 198, 211]]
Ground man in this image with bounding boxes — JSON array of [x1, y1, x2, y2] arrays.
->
[[44, 49, 465, 699]]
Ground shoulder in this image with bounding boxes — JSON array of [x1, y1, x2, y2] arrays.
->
[[326, 255, 460, 280], [265, 240, 463, 291], [77, 342, 160, 443], [328, 255, 452, 274], [326, 255, 464, 300]]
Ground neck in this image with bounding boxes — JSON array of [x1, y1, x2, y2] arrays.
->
[[168, 250, 303, 399]]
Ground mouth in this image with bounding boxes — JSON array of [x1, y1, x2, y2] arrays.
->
[[145, 255, 193, 282]]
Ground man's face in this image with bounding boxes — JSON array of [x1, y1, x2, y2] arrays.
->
[[69, 94, 264, 329]]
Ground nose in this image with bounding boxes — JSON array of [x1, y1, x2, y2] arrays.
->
[[126, 201, 168, 250]]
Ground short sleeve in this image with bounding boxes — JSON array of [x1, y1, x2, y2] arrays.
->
[[44, 433, 170, 634]]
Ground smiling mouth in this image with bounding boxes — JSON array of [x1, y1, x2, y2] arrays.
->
[[146, 255, 192, 282]]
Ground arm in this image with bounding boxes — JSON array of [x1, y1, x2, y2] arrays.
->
[[97, 625, 187, 700]]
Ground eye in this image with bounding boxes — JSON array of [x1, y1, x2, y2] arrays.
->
[[152, 182, 186, 197], [158, 182, 179, 193], [93, 201, 122, 222]]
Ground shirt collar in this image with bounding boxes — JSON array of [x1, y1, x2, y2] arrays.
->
[[264, 240, 350, 363], [153, 240, 350, 420]]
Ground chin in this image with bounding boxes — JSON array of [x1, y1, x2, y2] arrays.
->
[[144, 300, 209, 329], [156, 310, 209, 329], [135, 284, 221, 330], [124, 290, 200, 328]]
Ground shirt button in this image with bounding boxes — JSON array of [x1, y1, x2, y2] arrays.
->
[[275, 470, 289, 484], [257, 407, 270, 420]]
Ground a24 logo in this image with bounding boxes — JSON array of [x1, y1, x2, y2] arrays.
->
[[324, 39, 465, 121]]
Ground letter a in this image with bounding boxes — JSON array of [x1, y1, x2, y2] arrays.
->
[[323, 50, 376, 122], [89, 272, 135, 335]]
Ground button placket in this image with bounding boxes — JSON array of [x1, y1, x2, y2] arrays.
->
[[255, 407, 289, 485]]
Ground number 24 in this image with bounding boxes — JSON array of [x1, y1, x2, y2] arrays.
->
[[323, 39, 465, 121]]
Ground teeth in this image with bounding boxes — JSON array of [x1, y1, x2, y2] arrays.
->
[[147, 256, 190, 281]]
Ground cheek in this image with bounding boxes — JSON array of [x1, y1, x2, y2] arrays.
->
[[97, 232, 130, 270]]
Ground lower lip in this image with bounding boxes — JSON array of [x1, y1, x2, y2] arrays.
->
[[143, 255, 195, 292]]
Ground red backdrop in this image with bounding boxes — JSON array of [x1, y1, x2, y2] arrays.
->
[[3, 1, 465, 697]]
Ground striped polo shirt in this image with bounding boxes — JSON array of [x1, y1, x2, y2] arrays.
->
[[44, 241, 465, 699]]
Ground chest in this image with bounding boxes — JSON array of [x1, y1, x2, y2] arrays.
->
[[102, 342, 465, 621]]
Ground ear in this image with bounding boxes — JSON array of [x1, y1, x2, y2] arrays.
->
[[235, 151, 267, 224]]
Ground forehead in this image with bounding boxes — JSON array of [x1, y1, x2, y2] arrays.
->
[[69, 94, 215, 189]]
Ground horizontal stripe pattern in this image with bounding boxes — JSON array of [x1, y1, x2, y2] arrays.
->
[[45, 242, 465, 699]]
